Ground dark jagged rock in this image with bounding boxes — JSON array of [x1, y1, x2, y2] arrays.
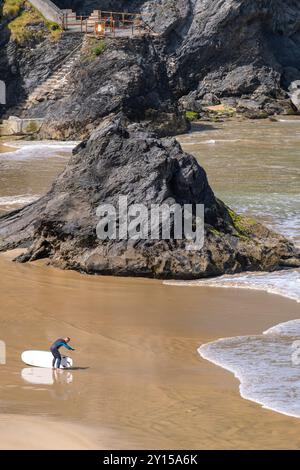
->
[[33, 36, 189, 139], [1, 1, 299, 280], [54, 0, 144, 15], [3, 0, 300, 135], [147, 0, 300, 116], [0, 3, 83, 117], [0, 115, 298, 278]]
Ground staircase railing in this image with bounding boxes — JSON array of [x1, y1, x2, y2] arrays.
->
[[48, 40, 83, 76]]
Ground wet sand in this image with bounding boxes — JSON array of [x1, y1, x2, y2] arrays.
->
[[0, 143, 17, 153], [0, 250, 300, 449], [0, 415, 113, 450]]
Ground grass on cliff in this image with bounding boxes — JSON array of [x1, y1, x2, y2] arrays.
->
[[80, 38, 107, 62], [92, 41, 107, 57], [3, 0, 62, 43], [3, 0, 23, 18]]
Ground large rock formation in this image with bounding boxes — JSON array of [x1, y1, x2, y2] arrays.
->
[[1, 1, 299, 279], [3, 0, 300, 134], [0, 1, 83, 117], [54, 0, 300, 113], [32, 36, 188, 139], [149, 0, 300, 115], [0, 115, 298, 278], [0, 0, 12, 115]]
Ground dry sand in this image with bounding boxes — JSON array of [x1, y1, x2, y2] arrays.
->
[[0, 250, 300, 449]]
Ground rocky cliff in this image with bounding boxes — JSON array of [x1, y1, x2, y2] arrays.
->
[[2, 0, 300, 134], [52, 0, 300, 115], [0, 1, 83, 116], [0, 114, 298, 278], [159, 0, 300, 116], [31, 36, 188, 139]]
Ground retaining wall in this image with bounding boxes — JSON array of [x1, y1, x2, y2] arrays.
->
[[0, 117, 44, 136], [29, 0, 64, 25]]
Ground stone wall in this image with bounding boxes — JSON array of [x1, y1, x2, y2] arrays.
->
[[29, 0, 64, 24], [0, 116, 44, 136], [0, 81, 5, 105]]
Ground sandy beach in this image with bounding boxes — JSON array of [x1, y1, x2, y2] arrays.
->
[[0, 121, 299, 449], [0, 250, 299, 449], [1, 0, 300, 452]]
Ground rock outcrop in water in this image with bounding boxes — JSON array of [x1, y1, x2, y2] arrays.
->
[[1, 1, 299, 279], [0, 115, 298, 278]]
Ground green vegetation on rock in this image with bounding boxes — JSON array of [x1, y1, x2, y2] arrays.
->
[[3, 0, 23, 19], [208, 227, 223, 237], [25, 121, 38, 133], [3, 0, 62, 43], [205, 104, 236, 120], [227, 207, 257, 239], [82, 38, 107, 62], [185, 111, 199, 121], [91, 40, 107, 57]]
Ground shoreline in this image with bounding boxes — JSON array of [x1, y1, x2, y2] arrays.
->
[[164, 268, 300, 304], [0, 252, 300, 449], [0, 117, 299, 448], [0, 142, 18, 153]]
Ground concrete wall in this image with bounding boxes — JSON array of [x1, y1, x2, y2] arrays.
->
[[290, 81, 300, 112], [0, 117, 44, 136], [0, 81, 6, 105], [29, 0, 64, 24]]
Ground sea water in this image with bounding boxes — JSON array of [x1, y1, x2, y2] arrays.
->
[[167, 118, 300, 303], [173, 118, 300, 417], [0, 141, 76, 213], [198, 319, 300, 417]]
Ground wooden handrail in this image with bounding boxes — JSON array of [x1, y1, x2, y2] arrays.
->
[[63, 9, 154, 36]]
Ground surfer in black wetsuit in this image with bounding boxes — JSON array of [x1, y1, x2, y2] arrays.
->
[[50, 337, 75, 369]]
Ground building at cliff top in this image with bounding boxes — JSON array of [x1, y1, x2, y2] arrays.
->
[[28, 0, 152, 36]]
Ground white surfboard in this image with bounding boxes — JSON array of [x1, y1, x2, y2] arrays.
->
[[21, 367, 55, 385], [21, 350, 73, 369], [21, 368, 74, 385]]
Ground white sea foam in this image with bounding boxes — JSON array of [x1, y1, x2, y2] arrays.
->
[[187, 139, 242, 145], [278, 119, 300, 123], [0, 141, 77, 160], [164, 269, 300, 303], [5, 140, 78, 149], [198, 139, 216, 144], [198, 318, 300, 418], [0, 194, 39, 210]]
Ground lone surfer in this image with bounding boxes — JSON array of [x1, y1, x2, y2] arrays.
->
[[50, 337, 75, 369]]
